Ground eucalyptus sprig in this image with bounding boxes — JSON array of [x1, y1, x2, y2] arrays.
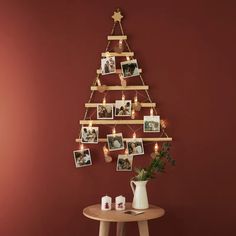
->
[[133, 143, 175, 181]]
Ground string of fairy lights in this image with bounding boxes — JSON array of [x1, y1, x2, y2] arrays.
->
[[77, 9, 170, 161]]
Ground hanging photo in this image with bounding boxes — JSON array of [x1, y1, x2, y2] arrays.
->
[[143, 116, 160, 132], [126, 138, 144, 156], [116, 155, 133, 171], [115, 100, 132, 116], [107, 133, 124, 151], [73, 149, 92, 168], [121, 59, 140, 78], [97, 104, 114, 119], [81, 127, 99, 143], [101, 56, 116, 75]]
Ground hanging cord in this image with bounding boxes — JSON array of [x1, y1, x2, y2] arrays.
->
[[105, 22, 117, 52]]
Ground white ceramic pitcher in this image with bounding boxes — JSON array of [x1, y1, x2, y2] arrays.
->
[[130, 180, 149, 209]]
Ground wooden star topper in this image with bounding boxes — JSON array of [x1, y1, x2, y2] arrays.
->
[[112, 9, 123, 22]]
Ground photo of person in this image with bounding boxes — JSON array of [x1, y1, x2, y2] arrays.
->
[[73, 149, 92, 168], [97, 104, 114, 119], [81, 127, 99, 143], [115, 100, 132, 116], [107, 133, 124, 151], [126, 138, 144, 156], [116, 155, 133, 171], [101, 56, 116, 75], [143, 116, 160, 132], [121, 59, 140, 78]]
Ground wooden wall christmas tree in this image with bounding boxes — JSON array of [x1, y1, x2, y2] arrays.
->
[[73, 9, 172, 169]]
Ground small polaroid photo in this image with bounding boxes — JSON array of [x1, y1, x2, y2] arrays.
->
[[107, 133, 124, 151], [116, 154, 133, 171], [123, 210, 144, 215], [143, 116, 160, 132], [97, 104, 114, 119], [73, 149, 92, 168], [81, 127, 99, 143], [126, 138, 144, 156], [101, 56, 116, 75], [115, 100, 132, 116], [121, 59, 140, 78]]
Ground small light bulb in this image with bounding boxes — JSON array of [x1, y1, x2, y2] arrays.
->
[[150, 108, 154, 116], [102, 97, 106, 105], [119, 40, 123, 47], [112, 127, 116, 135], [122, 93, 125, 101], [105, 51, 110, 58], [131, 109, 135, 119], [80, 143, 84, 150], [125, 148, 129, 155], [133, 132, 136, 139], [134, 95, 138, 103], [154, 143, 159, 153], [126, 56, 130, 61], [103, 145, 109, 155], [88, 121, 92, 127]]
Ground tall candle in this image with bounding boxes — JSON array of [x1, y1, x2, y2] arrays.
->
[[101, 195, 112, 211], [115, 195, 126, 211]]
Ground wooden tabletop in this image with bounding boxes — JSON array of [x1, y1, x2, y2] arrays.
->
[[83, 203, 165, 222]]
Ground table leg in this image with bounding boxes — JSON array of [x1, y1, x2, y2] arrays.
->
[[138, 220, 149, 236], [99, 221, 110, 236], [116, 222, 125, 236]]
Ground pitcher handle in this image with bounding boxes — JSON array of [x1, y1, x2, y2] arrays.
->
[[130, 180, 136, 194]]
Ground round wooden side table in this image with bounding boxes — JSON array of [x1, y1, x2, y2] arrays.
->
[[83, 202, 165, 236]]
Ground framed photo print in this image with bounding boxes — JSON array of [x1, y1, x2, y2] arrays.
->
[[107, 133, 124, 151], [126, 138, 144, 156], [101, 56, 116, 75], [73, 149, 92, 168], [81, 127, 99, 143], [115, 100, 132, 116], [116, 155, 133, 171], [143, 116, 160, 132], [121, 59, 140, 78], [97, 104, 114, 119]]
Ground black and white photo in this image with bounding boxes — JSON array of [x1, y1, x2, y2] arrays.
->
[[107, 133, 124, 151], [115, 100, 132, 116], [116, 155, 133, 171], [126, 138, 144, 156], [81, 127, 99, 143], [101, 56, 116, 75], [97, 104, 114, 119], [143, 116, 160, 132], [73, 149, 92, 168], [121, 59, 140, 78]]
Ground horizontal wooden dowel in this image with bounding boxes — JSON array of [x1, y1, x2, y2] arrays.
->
[[75, 137, 173, 142], [91, 85, 149, 91], [96, 68, 142, 74], [107, 35, 127, 40], [85, 103, 156, 108], [101, 52, 134, 57], [79, 120, 144, 125]]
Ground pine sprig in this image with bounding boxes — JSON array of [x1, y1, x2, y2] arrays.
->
[[133, 143, 175, 181]]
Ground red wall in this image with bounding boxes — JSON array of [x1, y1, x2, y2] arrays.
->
[[0, 1, 235, 235]]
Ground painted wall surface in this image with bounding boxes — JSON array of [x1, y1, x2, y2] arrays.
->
[[0, 1, 235, 235]]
